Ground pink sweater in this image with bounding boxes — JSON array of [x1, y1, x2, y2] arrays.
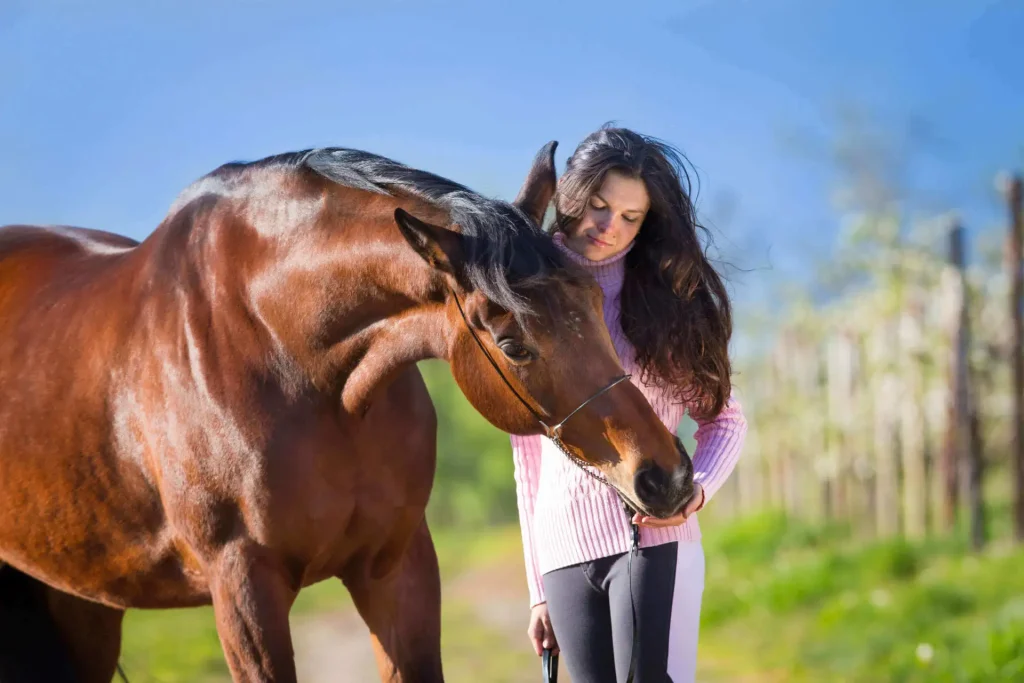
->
[[511, 232, 748, 607]]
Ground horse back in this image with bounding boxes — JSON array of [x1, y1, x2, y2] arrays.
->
[[0, 224, 138, 259], [0, 223, 142, 396]]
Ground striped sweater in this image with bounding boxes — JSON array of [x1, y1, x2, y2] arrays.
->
[[511, 231, 748, 607]]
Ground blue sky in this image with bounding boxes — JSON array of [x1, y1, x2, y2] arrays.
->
[[2, 0, 1021, 323]]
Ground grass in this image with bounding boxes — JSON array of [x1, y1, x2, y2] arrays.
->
[[117, 514, 1024, 682], [118, 526, 528, 682], [696, 511, 1024, 682]]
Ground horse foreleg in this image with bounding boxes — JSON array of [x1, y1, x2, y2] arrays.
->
[[210, 543, 298, 683], [342, 518, 443, 683], [44, 587, 125, 683]]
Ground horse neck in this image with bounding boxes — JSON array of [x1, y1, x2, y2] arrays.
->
[[246, 189, 458, 414]]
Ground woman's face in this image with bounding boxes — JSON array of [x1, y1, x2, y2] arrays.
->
[[564, 170, 650, 261]]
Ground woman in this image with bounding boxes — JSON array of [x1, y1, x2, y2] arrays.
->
[[511, 125, 748, 683]]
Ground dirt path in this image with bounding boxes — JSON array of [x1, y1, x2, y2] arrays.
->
[[291, 555, 546, 682], [290, 553, 741, 682], [292, 608, 379, 682]]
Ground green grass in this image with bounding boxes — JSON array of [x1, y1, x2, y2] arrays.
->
[[120, 605, 227, 682], [697, 511, 1024, 682], [118, 526, 527, 682], [117, 513, 1024, 682]]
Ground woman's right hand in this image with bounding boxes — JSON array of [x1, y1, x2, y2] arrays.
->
[[527, 602, 559, 656]]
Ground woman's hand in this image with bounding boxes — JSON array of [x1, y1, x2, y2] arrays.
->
[[527, 602, 559, 656], [631, 483, 704, 528]]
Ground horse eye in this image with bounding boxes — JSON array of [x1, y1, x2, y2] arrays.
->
[[499, 340, 533, 362]]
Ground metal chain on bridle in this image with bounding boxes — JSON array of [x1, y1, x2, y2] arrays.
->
[[449, 290, 644, 683]]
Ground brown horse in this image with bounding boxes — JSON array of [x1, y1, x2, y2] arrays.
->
[[0, 142, 695, 682]]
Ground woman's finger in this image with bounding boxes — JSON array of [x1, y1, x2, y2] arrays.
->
[[542, 616, 558, 650], [528, 623, 543, 656], [636, 512, 686, 528]]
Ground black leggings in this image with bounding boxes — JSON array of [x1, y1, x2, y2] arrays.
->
[[541, 542, 683, 683]]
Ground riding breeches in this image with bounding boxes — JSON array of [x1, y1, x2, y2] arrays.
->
[[541, 540, 705, 683]]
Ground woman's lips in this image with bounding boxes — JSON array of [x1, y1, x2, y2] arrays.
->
[[587, 235, 611, 247]]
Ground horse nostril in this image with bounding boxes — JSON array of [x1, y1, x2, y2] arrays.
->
[[635, 459, 695, 516], [634, 462, 669, 504]]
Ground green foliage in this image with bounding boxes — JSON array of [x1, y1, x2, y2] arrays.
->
[[117, 510, 1024, 682], [710, 509, 852, 568], [699, 512, 1024, 682], [418, 360, 518, 528], [120, 607, 228, 682]]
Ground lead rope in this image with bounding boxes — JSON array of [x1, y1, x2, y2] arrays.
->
[[447, 290, 641, 683], [626, 519, 640, 683]]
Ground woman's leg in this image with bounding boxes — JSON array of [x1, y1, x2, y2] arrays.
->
[[543, 541, 702, 683], [666, 542, 705, 683], [542, 560, 618, 683], [605, 542, 679, 682]]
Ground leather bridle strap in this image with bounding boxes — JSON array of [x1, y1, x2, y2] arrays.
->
[[449, 289, 631, 443], [449, 288, 642, 683]]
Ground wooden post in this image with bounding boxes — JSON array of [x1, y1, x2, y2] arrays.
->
[[769, 338, 787, 511], [900, 294, 929, 540], [849, 330, 876, 538], [939, 221, 966, 532], [870, 317, 901, 537], [788, 332, 814, 519], [1006, 174, 1024, 542], [826, 329, 858, 526], [944, 219, 986, 549]]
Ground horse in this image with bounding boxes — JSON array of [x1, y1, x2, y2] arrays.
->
[[0, 141, 696, 682]]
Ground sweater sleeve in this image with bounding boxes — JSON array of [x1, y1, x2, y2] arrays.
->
[[510, 433, 546, 607], [689, 394, 748, 504]]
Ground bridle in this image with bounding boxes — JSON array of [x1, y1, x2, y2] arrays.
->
[[449, 289, 644, 683], [450, 291, 634, 500]]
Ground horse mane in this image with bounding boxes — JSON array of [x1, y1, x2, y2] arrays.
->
[[180, 148, 579, 318]]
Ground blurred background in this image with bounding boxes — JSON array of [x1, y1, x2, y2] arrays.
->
[[3, 1, 1023, 680]]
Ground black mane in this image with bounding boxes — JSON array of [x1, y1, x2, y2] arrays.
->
[[215, 147, 578, 317]]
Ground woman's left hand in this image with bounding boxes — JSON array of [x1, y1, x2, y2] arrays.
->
[[631, 483, 704, 528]]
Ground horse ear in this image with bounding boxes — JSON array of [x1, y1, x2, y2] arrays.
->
[[513, 141, 558, 227], [393, 208, 462, 276]]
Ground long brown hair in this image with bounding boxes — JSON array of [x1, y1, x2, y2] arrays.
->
[[552, 125, 732, 419]]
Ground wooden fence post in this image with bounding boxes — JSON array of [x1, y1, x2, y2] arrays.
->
[[900, 292, 929, 540], [939, 221, 966, 532], [870, 316, 901, 537], [1005, 174, 1024, 542]]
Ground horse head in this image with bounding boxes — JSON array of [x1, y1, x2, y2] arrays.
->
[[391, 143, 694, 519]]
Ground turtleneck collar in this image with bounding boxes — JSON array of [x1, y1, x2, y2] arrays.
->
[[552, 230, 633, 300]]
